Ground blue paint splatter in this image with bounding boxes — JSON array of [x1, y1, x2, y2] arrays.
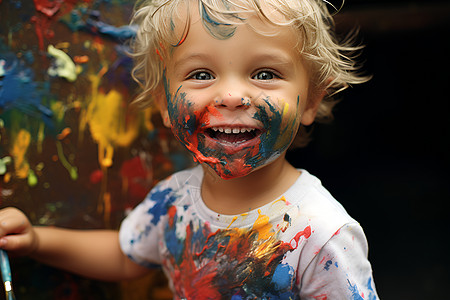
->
[[0, 50, 52, 121], [271, 263, 294, 291], [366, 277, 377, 300], [347, 279, 364, 300], [164, 210, 185, 264], [148, 187, 178, 225], [324, 260, 333, 271], [61, 9, 137, 41]]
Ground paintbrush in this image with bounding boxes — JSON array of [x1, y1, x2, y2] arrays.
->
[[0, 250, 15, 300]]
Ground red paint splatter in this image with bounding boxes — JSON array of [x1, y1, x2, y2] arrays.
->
[[31, 0, 81, 50], [120, 156, 152, 199], [313, 293, 328, 300], [89, 169, 103, 184], [167, 206, 177, 227], [333, 228, 341, 236], [290, 225, 311, 249], [165, 220, 302, 298]]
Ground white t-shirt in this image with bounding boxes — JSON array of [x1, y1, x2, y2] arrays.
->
[[119, 166, 379, 299]]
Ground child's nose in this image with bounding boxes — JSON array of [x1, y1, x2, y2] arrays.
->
[[214, 84, 251, 110]]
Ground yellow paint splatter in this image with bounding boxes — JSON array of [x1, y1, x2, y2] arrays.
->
[[77, 68, 142, 227], [273, 196, 287, 205], [253, 209, 274, 240], [81, 71, 140, 168], [10, 129, 31, 179], [226, 216, 238, 229]]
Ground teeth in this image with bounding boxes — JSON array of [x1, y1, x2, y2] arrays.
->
[[210, 127, 255, 134]]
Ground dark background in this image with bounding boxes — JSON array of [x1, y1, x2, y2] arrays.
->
[[287, 0, 450, 299]]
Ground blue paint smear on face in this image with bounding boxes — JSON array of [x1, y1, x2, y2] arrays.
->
[[247, 96, 296, 168], [147, 187, 177, 225], [163, 73, 301, 179]]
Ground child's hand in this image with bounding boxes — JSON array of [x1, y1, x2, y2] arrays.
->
[[0, 207, 38, 256]]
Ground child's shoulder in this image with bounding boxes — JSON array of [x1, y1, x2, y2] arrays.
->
[[287, 169, 357, 232], [146, 165, 203, 203]]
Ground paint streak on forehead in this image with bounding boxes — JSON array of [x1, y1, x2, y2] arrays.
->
[[165, 0, 290, 48]]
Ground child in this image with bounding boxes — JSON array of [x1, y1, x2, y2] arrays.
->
[[0, 0, 379, 299]]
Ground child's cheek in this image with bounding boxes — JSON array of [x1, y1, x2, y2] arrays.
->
[[253, 96, 300, 159]]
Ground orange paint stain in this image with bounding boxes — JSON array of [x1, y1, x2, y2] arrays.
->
[[74, 55, 89, 63], [57, 127, 72, 140], [253, 209, 274, 240], [10, 129, 31, 178]]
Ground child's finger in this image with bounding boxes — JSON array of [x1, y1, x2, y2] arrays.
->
[[0, 233, 33, 253], [0, 209, 30, 237]]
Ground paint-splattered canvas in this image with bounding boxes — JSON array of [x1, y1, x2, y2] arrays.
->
[[0, 0, 191, 298]]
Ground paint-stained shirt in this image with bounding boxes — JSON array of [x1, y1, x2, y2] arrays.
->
[[119, 166, 379, 300]]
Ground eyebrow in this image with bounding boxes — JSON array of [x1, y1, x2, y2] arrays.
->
[[173, 53, 211, 70], [173, 51, 295, 69], [251, 52, 295, 66]]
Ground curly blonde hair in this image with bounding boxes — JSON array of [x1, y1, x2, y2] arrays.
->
[[129, 0, 369, 146]]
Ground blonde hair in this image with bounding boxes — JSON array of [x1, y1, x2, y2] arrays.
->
[[130, 0, 369, 146]]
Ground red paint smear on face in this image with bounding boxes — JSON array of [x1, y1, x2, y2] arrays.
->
[[179, 106, 222, 166], [313, 294, 328, 300], [172, 99, 258, 179]]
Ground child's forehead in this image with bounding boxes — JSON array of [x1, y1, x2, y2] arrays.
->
[[165, 0, 299, 43]]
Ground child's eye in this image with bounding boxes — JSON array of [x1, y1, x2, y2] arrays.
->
[[189, 71, 214, 80], [252, 70, 279, 81]]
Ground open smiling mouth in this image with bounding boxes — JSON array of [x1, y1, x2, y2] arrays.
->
[[204, 127, 262, 145]]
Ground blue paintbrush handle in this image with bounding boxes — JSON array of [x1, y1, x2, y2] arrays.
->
[[0, 250, 11, 282], [0, 250, 15, 300]]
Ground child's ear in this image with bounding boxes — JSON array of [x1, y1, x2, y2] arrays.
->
[[301, 88, 326, 126], [155, 88, 171, 128]]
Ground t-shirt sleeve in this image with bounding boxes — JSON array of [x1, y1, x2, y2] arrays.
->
[[119, 177, 180, 268], [119, 194, 162, 268], [299, 222, 379, 300]]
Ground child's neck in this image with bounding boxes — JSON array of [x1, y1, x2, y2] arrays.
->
[[201, 156, 300, 215]]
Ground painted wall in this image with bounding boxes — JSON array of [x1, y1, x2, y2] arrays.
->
[[0, 0, 191, 298]]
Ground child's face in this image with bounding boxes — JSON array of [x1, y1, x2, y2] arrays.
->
[[159, 10, 320, 179]]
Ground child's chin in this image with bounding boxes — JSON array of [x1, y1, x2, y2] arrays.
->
[[205, 159, 257, 180]]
